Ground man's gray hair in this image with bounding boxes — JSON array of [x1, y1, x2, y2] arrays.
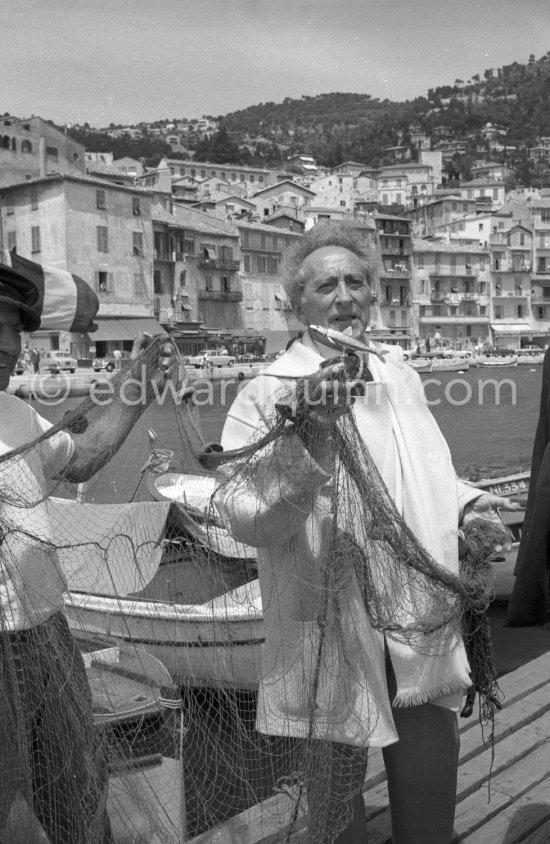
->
[[281, 222, 381, 314]]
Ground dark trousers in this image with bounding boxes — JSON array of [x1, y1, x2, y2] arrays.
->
[[334, 658, 460, 844], [0, 612, 112, 844]]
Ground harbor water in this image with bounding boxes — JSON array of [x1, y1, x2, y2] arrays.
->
[[31, 363, 544, 485]]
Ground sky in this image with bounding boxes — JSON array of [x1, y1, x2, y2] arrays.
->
[[3, 0, 550, 128]]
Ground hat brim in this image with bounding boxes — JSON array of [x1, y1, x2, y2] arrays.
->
[[0, 293, 41, 332]]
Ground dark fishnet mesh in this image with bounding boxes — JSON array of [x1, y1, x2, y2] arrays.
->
[[0, 340, 505, 844]]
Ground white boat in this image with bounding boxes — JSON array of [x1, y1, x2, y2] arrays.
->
[[406, 357, 433, 373], [431, 357, 469, 373], [477, 354, 518, 367], [516, 351, 545, 365], [59, 463, 528, 691]]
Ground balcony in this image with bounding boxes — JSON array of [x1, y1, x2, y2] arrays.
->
[[198, 290, 243, 302], [430, 292, 448, 302], [197, 256, 240, 271], [430, 269, 477, 279], [380, 268, 410, 279], [154, 251, 174, 262], [461, 293, 479, 301], [381, 246, 411, 256]]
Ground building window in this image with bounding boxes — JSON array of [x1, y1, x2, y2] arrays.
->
[[132, 197, 141, 216], [7, 231, 16, 251], [243, 254, 251, 272], [417, 254, 424, 269], [30, 187, 38, 210], [134, 273, 147, 297], [495, 306, 502, 319], [21, 139, 32, 154], [46, 146, 58, 159], [542, 209, 550, 223], [259, 255, 268, 273], [242, 229, 250, 247], [480, 257, 485, 271], [205, 274, 213, 290], [221, 276, 230, 292], [96, 189, 106, 210], [133, 231, 144, 256], [480, 306, 486, 315], [184, 237, 195, 255], [493, 188, 498, 200], [517, 305, 523, 318], [31, 226, 41, 253], [268, 257, 278, 273], [260, 233, 267, 250], [97, 271, 110, 292], [153, 270, 162, 294], [250, 175, 255, 183], [97, 225, 109, 253]]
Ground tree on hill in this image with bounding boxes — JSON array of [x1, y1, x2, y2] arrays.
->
[[194, 125, 243, 164]]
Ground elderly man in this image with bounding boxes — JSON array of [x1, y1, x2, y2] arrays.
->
[[215, 223, 517, 844], [0, 263, 178, 843]]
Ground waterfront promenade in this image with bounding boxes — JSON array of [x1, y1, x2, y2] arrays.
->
[[188, 648, 550, 843]]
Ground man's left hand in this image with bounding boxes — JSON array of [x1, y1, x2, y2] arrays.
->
[[462, 493, 521, 552]]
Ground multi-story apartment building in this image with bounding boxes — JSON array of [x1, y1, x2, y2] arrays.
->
[[159, 158, 287, 190], [0, 174, 158, 358], [402, 195, 477, 237], [529, 196, 550, 340], [377, 162, 438, 208], [371, 214, 413, 347], [308, 173, 355, 212], [238, 221, 302, 353], [152, 204, 243, 354], [412, 239, 491, 345], [251, 180, 316, 219], [0, 114, 85, 187], [489, 224, 534, 347], [454, 178, 507, 210]]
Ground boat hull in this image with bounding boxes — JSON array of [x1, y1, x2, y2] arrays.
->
[[65, 583, 264, 690]]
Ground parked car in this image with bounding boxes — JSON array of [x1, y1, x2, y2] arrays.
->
[[93, 351, 132, 372], [39, 350, 78, 374], [187, 349, 236, 368]]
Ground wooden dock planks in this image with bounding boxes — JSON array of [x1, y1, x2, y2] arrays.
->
[[189, 651, 550, 844]]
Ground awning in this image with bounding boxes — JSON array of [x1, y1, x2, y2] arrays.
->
[[93, 318, 169, 342], [491, 323, 532, 334]]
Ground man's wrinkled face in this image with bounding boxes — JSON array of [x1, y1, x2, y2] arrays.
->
[[297, 246, 371, 340], [0, 304, 23, 391]]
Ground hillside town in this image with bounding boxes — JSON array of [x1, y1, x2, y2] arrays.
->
[[1, 111, 550, 361]]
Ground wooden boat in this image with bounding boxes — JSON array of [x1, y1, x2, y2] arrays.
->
[[55, 495, 262, 690], [516, 351, 545, 365], [477, 354, 518, 367], [431, 357, 469, 373], [406, 357, 433, 373]]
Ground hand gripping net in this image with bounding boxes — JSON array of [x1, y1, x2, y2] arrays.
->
[[0, 341, 505, 844]]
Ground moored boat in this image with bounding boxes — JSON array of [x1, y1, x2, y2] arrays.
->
[[477, 354, 518, 367], [431, 357, 469, 373], [406, 357, 433, 373]]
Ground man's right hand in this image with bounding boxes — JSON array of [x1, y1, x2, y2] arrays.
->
[[276, 354, 362, 466]]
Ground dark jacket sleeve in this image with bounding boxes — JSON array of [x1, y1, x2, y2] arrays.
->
[[507, 348, 550, 625]]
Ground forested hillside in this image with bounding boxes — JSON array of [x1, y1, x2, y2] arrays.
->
[[65, 51, 550, 183]]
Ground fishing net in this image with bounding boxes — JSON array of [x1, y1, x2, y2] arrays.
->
[[0, 337, 506, 844]]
